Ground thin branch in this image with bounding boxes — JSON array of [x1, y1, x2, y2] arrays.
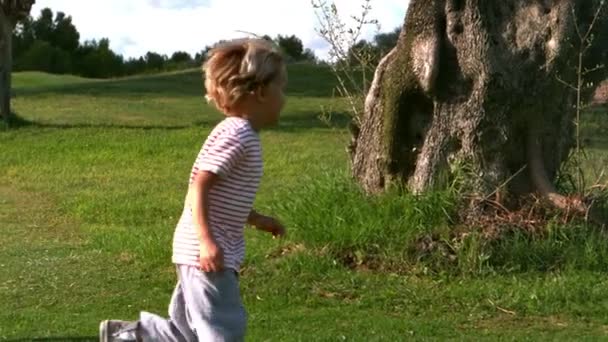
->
[[487, 299, 517, 316], [555, 75, 578, 91], [480, 166, 528, 204], [582, 1, 606, 43], [483, 198, 511, 214], [570, 3, 584, 41], [582, 64, 605, 75], [312, 0, 380, 119], [580, 102, 592, 110]]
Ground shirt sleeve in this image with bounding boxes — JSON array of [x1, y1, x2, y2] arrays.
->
[[198, 130, 245, 178]]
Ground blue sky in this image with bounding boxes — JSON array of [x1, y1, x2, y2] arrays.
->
[[30, 0, 409, 60]]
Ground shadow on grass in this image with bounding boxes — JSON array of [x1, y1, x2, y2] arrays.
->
[[2, 111, 352, 132], [1, 112, 212, 131], [1, 111, 37, 129]]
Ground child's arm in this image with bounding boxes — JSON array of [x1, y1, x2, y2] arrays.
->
[[248, 210, 286, 237], [190, 170, 224, 272]]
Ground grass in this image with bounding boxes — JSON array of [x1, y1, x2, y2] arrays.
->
[[1, 65, 608, 340]]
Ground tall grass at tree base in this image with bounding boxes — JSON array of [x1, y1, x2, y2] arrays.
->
[[274, 171, 608, 276]]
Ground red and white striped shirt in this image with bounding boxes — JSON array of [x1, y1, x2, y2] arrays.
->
[[172, 117, 263, 271]]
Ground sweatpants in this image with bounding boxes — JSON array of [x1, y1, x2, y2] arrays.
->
[[138, 265, 247, 342]]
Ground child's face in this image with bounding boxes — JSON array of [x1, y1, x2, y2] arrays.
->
[[259, 68, 287, 127]]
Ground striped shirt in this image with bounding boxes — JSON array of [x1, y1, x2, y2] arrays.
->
[[172, 117, 263, 271]]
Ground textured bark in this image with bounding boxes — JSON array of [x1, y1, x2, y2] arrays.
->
[[0, 7, 12, 124], [351, 0, 607, 209], [0, 0, 35, 124]]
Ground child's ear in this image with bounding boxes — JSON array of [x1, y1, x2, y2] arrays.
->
[[254, 85, 268, 103]]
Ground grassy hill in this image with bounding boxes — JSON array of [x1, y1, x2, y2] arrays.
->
[[1, 65, 608, 340]]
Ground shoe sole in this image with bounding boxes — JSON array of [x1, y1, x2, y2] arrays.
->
[[99, 320, 109, 342]]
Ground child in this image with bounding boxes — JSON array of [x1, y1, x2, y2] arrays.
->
[[99, 37, 287, 342]]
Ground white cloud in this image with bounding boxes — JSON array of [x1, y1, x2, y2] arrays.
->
[[146, 0, 211, 10], [31, 0, 409, 60]]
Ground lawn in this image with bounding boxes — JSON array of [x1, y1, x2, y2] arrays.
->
[[1, 65, 608, 341]]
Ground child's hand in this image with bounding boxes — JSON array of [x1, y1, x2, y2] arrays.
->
[[255, 215, 286, 238], [198, 237, 224, 272]]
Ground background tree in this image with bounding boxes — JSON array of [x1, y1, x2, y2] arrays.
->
[[8, 7, 321, 79], [350, 0, 607, 220], [74, 39, 124, 78], [170, 51, 192, 64], [18, 39, 71, 73], [346, 39, 378, 66], [373, 27, 400, 58], [30, 6, 51, 41], [168, 50, 193, 70], [276, 34, 305, 61], [11, 13, 34, 56], [343, 27, 401, 67], [302, 47, 317, 63], [144, 51, 166, 71], [11, 7, 187, 77], [123, 56, 147, 75], [13, 8, 79, 74], [1, 0, 35, 125], [50, 11, 79, 53]]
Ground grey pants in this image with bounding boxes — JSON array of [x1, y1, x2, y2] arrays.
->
[[138, 265, 247, 342]]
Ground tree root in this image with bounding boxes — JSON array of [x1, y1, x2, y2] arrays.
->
[[527, 127, 606, 226]]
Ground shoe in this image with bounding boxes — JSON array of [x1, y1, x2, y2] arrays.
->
[[99, 320, 139, 342]]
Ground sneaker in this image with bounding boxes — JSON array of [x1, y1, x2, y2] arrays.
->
[[99, 320, 139, 342]]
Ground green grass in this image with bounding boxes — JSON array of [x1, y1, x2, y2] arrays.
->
[[1, 65, 608, 341], [275, 171, 608, 276]]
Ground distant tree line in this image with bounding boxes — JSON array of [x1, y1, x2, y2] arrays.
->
[[12, 8, 132, 78], [12, 8, 322, 78], [262, 34, 317, 63], [12, 7, 403, 79]]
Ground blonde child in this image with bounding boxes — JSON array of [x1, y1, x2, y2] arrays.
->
[[100, 38, 287, 342]]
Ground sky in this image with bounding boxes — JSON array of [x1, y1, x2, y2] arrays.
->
[[30, 0, 410, 60]]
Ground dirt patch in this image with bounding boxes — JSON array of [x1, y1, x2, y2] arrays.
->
[[0, 184, 85, 245], [265, 243, 307, 259], [467, 314, 575, 332]]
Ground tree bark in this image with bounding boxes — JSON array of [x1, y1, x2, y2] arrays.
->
[[0, 0, 36, 125], [351, 0, 607, 211], [0, 8, 13, 124]]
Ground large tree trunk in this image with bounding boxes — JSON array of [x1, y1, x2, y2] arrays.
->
[[0, 0, 36, 125], [351, 0, 606, 212], [0, 8, 13, 124]]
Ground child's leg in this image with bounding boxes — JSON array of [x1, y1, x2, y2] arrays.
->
[[176, 265, 247, 342], [138, 277, 196, 342]]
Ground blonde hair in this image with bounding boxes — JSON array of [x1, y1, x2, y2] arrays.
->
[[203, 38, 285, 113]]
